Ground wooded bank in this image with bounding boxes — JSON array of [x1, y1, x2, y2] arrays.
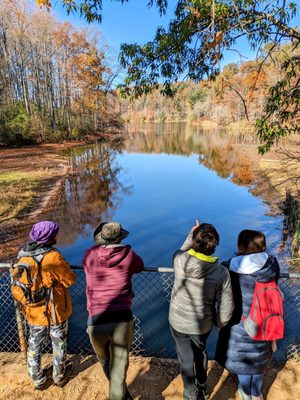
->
[[119, 43, 299, 128], [0, 0, 121, 146]]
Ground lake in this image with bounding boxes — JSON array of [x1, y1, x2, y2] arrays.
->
[[54, 123, 284, 266], [43, 123, 295, 359]]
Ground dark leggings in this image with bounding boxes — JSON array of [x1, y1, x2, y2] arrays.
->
[[238, 374, 263, 397], [170, 325, 210, 400]]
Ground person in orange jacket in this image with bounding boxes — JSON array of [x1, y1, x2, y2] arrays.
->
[[15, 221, 76, 390]]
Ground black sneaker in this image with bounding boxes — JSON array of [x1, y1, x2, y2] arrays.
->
[[34, 377, 47, 391], [196, 384, 209, 400], [54, 362, 74, 388], [34, 384, 45, 391], [124, 387, 133, 400]]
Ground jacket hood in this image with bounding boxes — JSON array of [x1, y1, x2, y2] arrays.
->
[[182, 250, 219, 279], [18, 241, 54, 258], [229, 252, 269, 274], [93, 244, 132, 268]]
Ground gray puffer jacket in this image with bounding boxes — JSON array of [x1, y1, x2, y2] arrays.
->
[[169, 231, 234, 335]]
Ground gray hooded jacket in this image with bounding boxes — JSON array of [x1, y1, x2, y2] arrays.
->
[[169, 231, 234, 335]]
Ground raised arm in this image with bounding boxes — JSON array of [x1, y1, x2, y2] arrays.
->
[[179, 220, 200, 251]]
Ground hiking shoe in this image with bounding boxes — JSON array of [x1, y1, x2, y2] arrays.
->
[[196, 384, 209, 400], [54, 362, 74, 388], [34, 384, 45, 391], [237, 385, 252, 400], [33, 376, 47, 391], [124, 387, 133, 400]]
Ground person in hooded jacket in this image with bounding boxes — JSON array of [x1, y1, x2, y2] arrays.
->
[[215, 229, 280, 400], [15, 221, 77, 390], [83, 221, 144, 400], [169, 221, 234, 400]]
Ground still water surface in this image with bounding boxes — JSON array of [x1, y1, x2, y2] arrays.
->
[[49, 124, 291, 357], [53, 123, 283, 265]]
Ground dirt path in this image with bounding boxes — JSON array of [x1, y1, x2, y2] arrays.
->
[[0, 354, 299, 400], [0, 144, 73, 260], [0, 135, 125, 261]]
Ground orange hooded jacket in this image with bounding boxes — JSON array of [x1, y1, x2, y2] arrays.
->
[[13, 250, 77, 326]]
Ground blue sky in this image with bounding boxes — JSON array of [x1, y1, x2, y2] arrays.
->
[[52, 0, 300, 68]]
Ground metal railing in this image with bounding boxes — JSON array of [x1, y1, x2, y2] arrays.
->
[[0, 264, 299, 362]]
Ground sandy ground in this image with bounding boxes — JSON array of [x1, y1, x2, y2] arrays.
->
[[0, 353, 299, 400]]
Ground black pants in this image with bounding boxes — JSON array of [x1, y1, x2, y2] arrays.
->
[[170, 325, 210, 400]]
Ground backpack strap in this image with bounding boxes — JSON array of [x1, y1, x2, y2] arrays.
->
[[12, 263, 33, 303], [31, 254, 44, 284], [30, 249, 58, 284], [12, 263, 32, 284], [32, 250, 58, 328]]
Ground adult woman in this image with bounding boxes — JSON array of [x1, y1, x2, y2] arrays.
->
[[83, 221, 144, 400], [13, 220, 76, 389], [215, 229, 280, 400], [169, 221, 234, 400]]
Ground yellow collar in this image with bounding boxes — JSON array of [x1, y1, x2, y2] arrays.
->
[[188, 249, 218, 263]]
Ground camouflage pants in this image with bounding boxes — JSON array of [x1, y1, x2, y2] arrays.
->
[[27, 320, 68, 387]]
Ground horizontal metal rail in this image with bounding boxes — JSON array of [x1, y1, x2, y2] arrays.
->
[[0, 263, 173, 273], [0, 263, 299, 278], [1, 262, 300, 361]]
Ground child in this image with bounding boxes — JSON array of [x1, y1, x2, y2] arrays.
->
[[215, 229, 280, 400], [169, 221, 233, 400]]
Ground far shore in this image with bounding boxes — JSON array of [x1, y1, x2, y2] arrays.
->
[[123, 118, 255, 132], [0, 126, 299, 261]]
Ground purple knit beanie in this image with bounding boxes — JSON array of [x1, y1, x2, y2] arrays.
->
[[29, 221, 59, 244]]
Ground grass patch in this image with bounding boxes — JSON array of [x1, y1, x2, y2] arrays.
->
[[260, 158, 300, 198], [0, 172, 40, 221], [226, 120, 254, 133]]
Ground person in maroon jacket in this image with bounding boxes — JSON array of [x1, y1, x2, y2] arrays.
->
[[83, 221, 144, 400]]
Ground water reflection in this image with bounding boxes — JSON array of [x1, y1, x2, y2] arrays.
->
[[51, 123, 278, 258], [125, 123, 255, 186], [44, 124, 296, 361], [51, 142, 132, 245]]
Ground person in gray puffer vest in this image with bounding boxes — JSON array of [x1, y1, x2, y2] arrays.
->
[[169, 221, 234, 400]]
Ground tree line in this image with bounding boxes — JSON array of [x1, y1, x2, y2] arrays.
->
[[40, 0, 299, 154], [0, 0, 121, 146], [119, 43, 299, 129]]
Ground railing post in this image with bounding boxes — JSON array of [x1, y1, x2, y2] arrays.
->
[[10, 262, 28, 365]]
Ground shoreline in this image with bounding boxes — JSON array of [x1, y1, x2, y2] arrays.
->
[[0, 129, 298, 262], [0, 134, 124, 260]]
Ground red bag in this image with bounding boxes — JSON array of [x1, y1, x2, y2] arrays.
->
[[242, 280, 284, 341]]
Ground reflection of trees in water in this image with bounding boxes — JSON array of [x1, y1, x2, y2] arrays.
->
[[125, 122, 206, 155], [199, 144, 254, 186], [125, 123, 255, 186], [51, 142, 132, 245]]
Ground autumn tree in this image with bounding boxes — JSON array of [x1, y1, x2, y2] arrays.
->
[[38, 0, 300, 153], [0, 0, 120, 145]]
